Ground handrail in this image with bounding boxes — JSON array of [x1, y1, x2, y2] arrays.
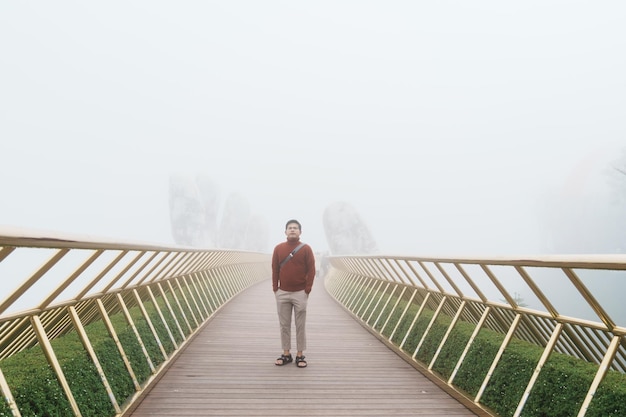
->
[[324, 254, 626, 417], [0, 227, 270, 416]]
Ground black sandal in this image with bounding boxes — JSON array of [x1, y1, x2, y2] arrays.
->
[[295, 355, 307, 368], [275, 354, 293, 366]]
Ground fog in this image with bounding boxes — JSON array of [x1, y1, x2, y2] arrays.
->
[[1, 1, 625, 255]]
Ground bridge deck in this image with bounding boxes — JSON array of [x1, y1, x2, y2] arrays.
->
[[126, 278, 485, 417]]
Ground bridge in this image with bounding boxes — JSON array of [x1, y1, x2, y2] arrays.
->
[[0, 228, 624, 417]]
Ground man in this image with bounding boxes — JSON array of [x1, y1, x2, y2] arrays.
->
[[272, 219, 316, 368]]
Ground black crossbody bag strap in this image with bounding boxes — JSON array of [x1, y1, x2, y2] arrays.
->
[[279, 243, 306, 270]]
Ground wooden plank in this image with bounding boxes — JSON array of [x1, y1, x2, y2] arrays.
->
[[127, 277, 484, 416]]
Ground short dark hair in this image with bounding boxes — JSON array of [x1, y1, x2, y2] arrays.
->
[[285, 219, 301, 230]]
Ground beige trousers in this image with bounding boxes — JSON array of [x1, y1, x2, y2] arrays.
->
[[275, 289, 308, 352]]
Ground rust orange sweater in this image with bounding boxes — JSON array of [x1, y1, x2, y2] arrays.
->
[[272, 239, 316, 293]]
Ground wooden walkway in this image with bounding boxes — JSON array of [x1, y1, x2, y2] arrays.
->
[[126, 277, 486, 417]]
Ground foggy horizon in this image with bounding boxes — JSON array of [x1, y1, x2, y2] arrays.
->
[[2, 2, 625, 256]]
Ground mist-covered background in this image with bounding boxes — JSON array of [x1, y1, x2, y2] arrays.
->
[[2, 1, 625, 256]]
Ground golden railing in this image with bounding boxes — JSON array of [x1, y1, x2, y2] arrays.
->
[[324, 255, 626, 417], [0, 228, 270, 417]]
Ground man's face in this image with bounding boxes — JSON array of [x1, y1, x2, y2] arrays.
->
[[285, 223, 301, 240]]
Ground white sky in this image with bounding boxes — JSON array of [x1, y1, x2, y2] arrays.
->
[[1, 1, 625, 255]]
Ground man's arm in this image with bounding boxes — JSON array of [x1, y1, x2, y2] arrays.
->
[[271, 248, 280, 292], [304, 246, 316, 294]]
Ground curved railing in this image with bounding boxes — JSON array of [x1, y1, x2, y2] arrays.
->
[[324, 255, 626, 417], [3, 226, 625, 417], [0, 227, 270, 417]]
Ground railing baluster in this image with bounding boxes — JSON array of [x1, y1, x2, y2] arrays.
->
[[399, 292, 430, 351], [448, 305, 491, 384], [514, 322, 564, 416], [156, 282, 186, 342], [117, 293, 156, 373], [132, 289, 168, 360], [578, 335, 622, 417], [372, 284, 398, 330], [429, 300, 466, 370], [477, 313, 521, 403], [0, 367, 21, 417], [146, 286, 178, 350], [96, 298, 141, 391], [388, 288, 417, 343], [412, 296, 447, 359], [68, 306, 121, 414], [30, 315, 82, 416]]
